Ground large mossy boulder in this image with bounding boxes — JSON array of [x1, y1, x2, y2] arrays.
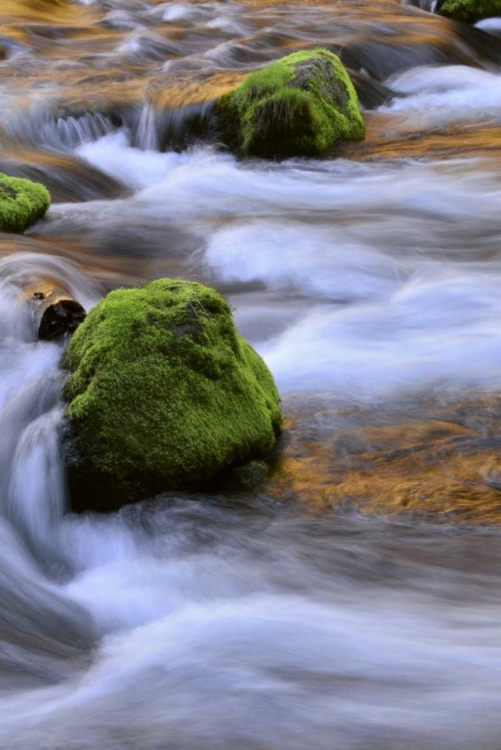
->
[[0, 173, 50, 233], [437, 0, 501, 23], [215, 48, 365, 159], [61, 279, 282, 512]]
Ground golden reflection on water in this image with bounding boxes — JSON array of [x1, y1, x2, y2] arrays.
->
[[268, 394, 501, 522], [2, 0, 501, 521], [0, 0, 496, 147]]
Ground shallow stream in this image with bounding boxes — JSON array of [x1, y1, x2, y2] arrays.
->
[[2, 0, 501, 747]]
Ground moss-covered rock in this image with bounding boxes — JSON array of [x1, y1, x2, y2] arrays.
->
[[0, 173, 50, 233], [437, 0, 501, 23], [61, 279, 282, 512], [215, 48, 365, 159]]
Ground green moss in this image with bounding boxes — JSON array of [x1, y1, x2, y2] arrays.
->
[[61, 279, 282, 510], [438, 0, 501, 22], [216, 48, 365, 159], [0, 173, 50, 233]]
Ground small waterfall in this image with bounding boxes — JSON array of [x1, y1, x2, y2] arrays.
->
[[0, 254, 101, 567], [130, 101, 215, 152], [7, 406, 66, 557], [8, 110, 119, 152], [136, 102, 159, 151], [46, 113, 118, 151], [157, 102, 214, 152]]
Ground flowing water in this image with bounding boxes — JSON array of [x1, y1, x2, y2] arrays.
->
[[2, 0, 501, 747]]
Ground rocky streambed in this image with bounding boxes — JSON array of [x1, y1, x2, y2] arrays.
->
[[0, 0, 501, 748]]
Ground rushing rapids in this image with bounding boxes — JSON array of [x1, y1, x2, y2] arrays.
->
[[2, 0, 501, 748]]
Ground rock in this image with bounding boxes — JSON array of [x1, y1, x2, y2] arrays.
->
[[437, 0, 501, 24], [60, 279, 282, 512], [30, 287, 86, 342], [0, 153, 128, 204], [215, 48, 365, 159], [0, 173, 50, 233]]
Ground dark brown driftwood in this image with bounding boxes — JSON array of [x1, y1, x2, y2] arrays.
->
[[30, 285, 86, 341]]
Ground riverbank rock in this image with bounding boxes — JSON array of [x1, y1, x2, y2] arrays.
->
[[215, 48, 365, 159], [0, 174, 50, 233], [437, 0, 501, 24], [61, 279, 282, 512]]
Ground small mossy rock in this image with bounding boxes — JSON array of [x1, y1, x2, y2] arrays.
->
[[437, 0, 501, 23], [0, 174, 50, 233], [215, 48, 365, 159], [61, 279, 282, 512]]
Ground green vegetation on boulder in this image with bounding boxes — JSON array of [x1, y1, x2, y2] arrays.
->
[[61, 279, 282, 512], [0, 173, 50, 233], [215, 48, 365, 159], [437, 0, 501, 23]]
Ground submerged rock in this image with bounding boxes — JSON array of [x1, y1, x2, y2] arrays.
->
[[267, 394, 501, 523], [0, 173, 50, 233], [215, 48, 365, 159], [437, 0, 501, 24], [61, 279, 282, 512]]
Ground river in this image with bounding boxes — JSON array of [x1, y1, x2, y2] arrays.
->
[[1, 0, 501, 747]]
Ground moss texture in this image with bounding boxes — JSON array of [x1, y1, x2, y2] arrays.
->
[[438, 0, 501, 22], [215, 48, 365, 159], [0, 173, 50, 233], [61, 279, 282, 511]]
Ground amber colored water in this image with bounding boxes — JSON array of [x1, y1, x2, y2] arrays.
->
[[1, 1, 501, 748]]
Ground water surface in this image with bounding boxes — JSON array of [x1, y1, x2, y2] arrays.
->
[[1, 0, 501, 747]]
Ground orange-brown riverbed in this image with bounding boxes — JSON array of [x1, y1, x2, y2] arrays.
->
[[1, 1, 501, 748]]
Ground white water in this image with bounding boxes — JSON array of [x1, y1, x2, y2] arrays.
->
[[2, 5, 501, 749], [73, 130, 501, 397], [1, 164, 501, 747], [382, 65, 501, 126]]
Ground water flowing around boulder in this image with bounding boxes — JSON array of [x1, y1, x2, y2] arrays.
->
[[215, 48, 365, 158], [3, 0, 501, 747], [61, 278, 282, 512]]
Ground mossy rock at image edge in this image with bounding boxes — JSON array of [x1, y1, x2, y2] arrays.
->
[[61, 279, 283, 512], [437, 0, 501, 23], [0, 173, 50, 233], [215, 48, 365, 159]]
